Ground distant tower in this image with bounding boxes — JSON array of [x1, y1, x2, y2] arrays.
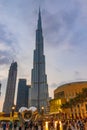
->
[[30, 9, 49, 112], [3, 62, 17, 113], [16, 79, 30, 111]]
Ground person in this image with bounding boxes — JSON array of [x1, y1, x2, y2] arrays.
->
[[2, 122, 6, 130], [14, 121, 17, 130], [34, 122, 38, 130], [19, 122, 22, 130], [9, 121, 13, 130], [49, 120, 54, 130], [67, 125, 72, 130], [6, 122, 9, 130], [84, 120, 87, 130], [24, 122, 29, 130], [57, 122, 60, 130], [29, 121, 33, 130], [62, 121, 67, 130], [71, 123, 77, 130]]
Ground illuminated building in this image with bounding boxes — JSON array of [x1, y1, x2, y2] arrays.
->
[[49, 98, 66, 114], [54, 81, 87, 118], [54, 81, 87, 100]]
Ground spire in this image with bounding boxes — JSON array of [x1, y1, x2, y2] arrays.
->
[[37, 8, 42, 30]]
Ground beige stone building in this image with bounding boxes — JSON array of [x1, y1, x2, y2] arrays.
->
[[50, 81, 87, 119]]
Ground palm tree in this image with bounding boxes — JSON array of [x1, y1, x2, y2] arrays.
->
[[61, 102, 70, 119], [61, 88, 87, 119]]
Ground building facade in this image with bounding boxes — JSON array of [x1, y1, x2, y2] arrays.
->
[[3, 62, 17, 113], [54, 81, 87, 100], [30, 9, 49, 112], [16, 79, 30, 111], [53, 81, 87, 118], [49, 98, 66, 114]]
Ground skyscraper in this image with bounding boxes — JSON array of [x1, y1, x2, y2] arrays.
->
[[3, 62, 17, 113], [30, 9, 49, 112], [16, 79, 30, 111]]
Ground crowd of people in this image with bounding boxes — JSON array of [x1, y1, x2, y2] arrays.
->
[[0, 120, 43, 130], [0, 118, 87, 130], [47, 118, 87, 130], [62, 118, 87, 130], [0, 121, 20, 130]]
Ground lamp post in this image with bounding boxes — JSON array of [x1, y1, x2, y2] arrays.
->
[[41, 106, 44, 115], [12, 106, 15, 117]]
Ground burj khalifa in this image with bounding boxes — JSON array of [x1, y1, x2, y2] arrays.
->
[[30, 9, 49, 112]]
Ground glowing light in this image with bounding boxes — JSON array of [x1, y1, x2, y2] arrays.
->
[[45, 121, 49, 130], [59, 121, 62, 130], [55, 121, 58, 129], [12, 106, 15, 110], [41, 106, 44, 110]]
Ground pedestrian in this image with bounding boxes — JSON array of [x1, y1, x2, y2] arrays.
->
[[2, 122, 6, 130], [84, 120, 87, 130], [14, 121, 17, 130], [57, 122, 60, 130], [24, 122, 27, 130], [34, 123, 38, 130], [9, 121, 13, 130], [29, 121, 33, 130], [19, 122, 22, 130], [62, 121, 67, 130], [67, 125, 72, 130], [6, 122, 9, 130]]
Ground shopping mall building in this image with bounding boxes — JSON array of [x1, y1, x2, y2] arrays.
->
[[49, 81, 87, 119]]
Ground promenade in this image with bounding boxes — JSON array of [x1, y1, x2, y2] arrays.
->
[[0, 122, 63, 130], [0, 128, 63, 130], [0, 118, 87, 130]]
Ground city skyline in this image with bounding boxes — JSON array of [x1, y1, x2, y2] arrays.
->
[[0, 0, 87, 111]]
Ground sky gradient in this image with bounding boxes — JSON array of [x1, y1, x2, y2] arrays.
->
[[0, 0, 87, 111]]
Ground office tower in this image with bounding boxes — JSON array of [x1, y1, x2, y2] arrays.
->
[[3, 62, 17, 113], [16, 79, 30, 111], [30, 9, 49, 112]]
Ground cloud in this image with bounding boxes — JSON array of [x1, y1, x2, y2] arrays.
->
[[40, 0, 87, 58], [42, 3, 80, 49], [73, 71, 87, 81], [0, 23, 19, 65], [50, 83, 58, 89], [49, 83, 58, 98], [0, 96, 4, 112], [74, 71, 80, 78], [0, 0, 87, 108], [0, 56, 10, 65], [0, 78, 7, 112]]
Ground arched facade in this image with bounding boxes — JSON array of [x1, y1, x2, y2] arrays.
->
[[50, 81, 87, 119]]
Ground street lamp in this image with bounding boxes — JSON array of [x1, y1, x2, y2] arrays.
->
[[12, 106, 15, 117], [41, 106, 44, 115]]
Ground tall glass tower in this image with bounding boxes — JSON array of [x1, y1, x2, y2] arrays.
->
[[30, 9, 49, 112], [16, 79, 29, 111], [3, 62, 17, 113]]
